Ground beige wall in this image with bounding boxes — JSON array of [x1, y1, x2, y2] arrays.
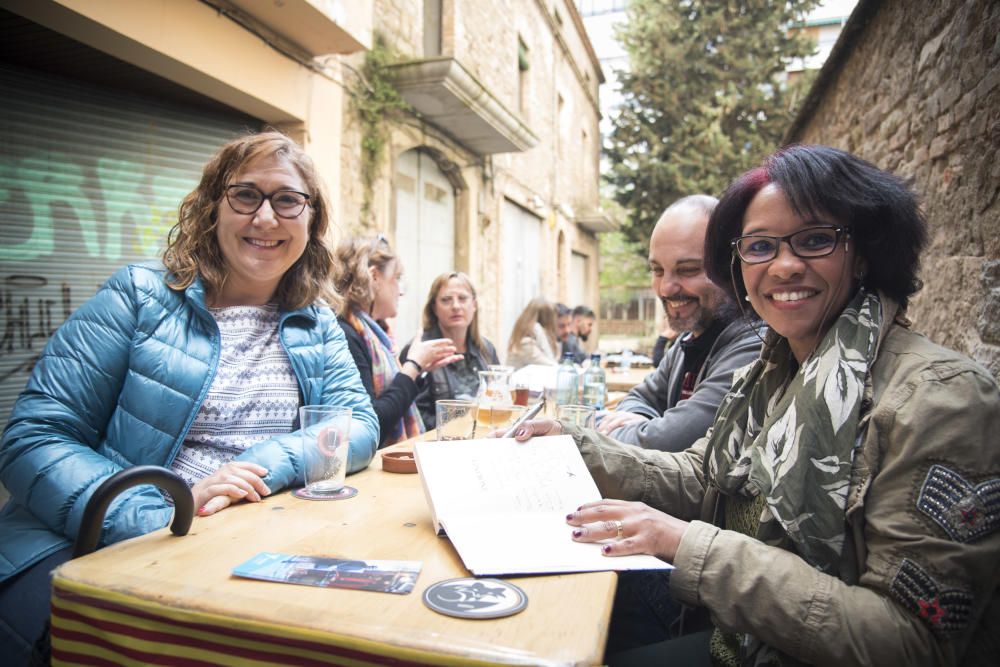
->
[[788, 0, 1000, 379], [340, 0, 604, 345], [6, 0, 357, 218]]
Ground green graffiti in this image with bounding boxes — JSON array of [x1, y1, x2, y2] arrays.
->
[[0, 154, 98, 261], [0, 153, 195, 263]]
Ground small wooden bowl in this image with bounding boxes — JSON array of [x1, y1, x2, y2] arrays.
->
[[381, 450, 417, 474]]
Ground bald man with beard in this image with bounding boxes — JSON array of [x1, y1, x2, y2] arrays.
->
[[598, 195, 762, 451]]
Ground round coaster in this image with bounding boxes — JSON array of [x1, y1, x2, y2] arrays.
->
[[422, 577, 528, 619], [292, 485, 358, 501]]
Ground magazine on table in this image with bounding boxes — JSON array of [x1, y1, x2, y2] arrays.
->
[[413, 435, 671, 576]]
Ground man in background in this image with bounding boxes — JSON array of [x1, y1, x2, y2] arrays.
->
[[571, 305, 596, 355], [556, 303, 585, 362], [598, 195, 762, 451]]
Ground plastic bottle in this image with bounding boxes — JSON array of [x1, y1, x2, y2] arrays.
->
[[555, 351, 580, 406], [581, 353, 606, 410], [620, 348, 633, 373]]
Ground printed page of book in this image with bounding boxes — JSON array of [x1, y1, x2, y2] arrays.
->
[[414, 436, 671, 575]]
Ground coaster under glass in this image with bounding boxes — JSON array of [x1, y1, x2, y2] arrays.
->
[[292, 485, 358, 501]]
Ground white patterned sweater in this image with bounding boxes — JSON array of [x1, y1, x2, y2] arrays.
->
[[170, 305, 299, 489]]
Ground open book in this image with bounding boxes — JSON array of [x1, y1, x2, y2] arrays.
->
[[413, 435, 671, 576]]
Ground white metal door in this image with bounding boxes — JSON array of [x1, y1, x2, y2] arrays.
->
[[393, 150, 455, 345], [570, 251, 588, 308], [500, 199, 542, 357]]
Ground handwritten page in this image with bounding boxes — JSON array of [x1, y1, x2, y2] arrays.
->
[[414, 436, 670, 575]]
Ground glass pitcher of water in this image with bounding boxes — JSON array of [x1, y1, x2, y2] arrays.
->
[[476, 369, 513, 429]]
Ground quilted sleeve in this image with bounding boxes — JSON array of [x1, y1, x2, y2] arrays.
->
[[0, 266, 173, 544]]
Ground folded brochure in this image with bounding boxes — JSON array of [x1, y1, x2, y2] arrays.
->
[[413, 435, 670, 575], [233, 552, 421, 594]]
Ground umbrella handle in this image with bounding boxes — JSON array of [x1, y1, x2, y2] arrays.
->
[[73, 465, 194, 558]]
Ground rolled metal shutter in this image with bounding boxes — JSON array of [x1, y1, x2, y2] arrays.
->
[[0, 62, 258, 426]]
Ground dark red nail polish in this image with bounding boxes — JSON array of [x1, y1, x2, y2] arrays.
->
[[566, 513, 574, 521], [602, 545, 612, 555], [572, 529, 582, 538]]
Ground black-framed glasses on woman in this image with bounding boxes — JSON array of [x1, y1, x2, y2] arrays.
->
[[731, 225, 851, 264], [224, 185, 311, 218]]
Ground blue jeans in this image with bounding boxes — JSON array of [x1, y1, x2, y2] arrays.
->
[[0, 546, 74, 667]]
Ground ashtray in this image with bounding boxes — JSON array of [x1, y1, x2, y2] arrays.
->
[[382, 450, 417, 474]]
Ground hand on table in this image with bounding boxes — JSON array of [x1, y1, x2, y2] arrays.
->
[[403, 337, 463, 373], [192, 461, 271, 516], [596, 411, 649, 435], [510, 418, 563, 440], [566, 499, 689, 562]]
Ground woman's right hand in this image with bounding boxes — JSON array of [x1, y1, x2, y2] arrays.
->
[[192, 461, 271, 516], [511, 418, 562, 441], [403, 337, 462, 373]]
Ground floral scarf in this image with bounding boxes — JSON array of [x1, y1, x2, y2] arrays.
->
[[707, 288, 883, 576], [347, 309, 424, 444]]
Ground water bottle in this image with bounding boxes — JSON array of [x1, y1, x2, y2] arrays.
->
[[555, 351, 580, 406], [581, 353, 606, 410], [620, 348, 633, 373]]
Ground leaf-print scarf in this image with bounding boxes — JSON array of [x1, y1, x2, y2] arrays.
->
[[707, 288, 882, 575]]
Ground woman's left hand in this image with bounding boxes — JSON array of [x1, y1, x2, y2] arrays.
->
[[567, 499, 689, 562], [192, 461, 271, 517]]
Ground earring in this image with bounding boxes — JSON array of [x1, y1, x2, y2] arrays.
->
[[744, 295, 750, 302]]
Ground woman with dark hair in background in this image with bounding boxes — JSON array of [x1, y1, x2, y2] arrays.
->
[[506, 297, 560, 369], [0, 131, 378, 664], [402, 272, 499, 429], [333, 237, 461, 447], [515, 145, 1000, 665]]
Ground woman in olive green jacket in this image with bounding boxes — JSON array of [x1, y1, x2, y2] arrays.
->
[[516, 146, 1000, 666]]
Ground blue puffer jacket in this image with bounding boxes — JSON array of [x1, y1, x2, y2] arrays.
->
[[0, 265, 378, 582]]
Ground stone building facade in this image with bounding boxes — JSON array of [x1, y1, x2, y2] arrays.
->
[[786, 0, 1000, 378], [338, 0, 607, 354]]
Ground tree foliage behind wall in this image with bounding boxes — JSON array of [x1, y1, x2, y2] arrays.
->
[[606, 0, 819, 248]]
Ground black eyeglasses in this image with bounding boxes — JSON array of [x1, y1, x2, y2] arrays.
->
[[224, 185, 310, 218], [731, 225, 850, 264]]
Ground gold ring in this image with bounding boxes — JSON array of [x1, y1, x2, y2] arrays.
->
[[614, 519, 624, 540]]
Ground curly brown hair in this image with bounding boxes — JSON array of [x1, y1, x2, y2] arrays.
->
[[162, 130, 339, 311], [331, 236, 397, 317]]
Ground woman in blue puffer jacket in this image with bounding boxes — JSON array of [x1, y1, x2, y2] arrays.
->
[[0, 131, 378, 663]]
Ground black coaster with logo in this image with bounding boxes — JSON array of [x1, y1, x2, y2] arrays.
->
[[292, 486, 358, 501], [422, 577, 528, 619]]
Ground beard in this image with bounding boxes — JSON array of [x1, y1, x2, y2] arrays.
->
[[661, 294, 738, 335]]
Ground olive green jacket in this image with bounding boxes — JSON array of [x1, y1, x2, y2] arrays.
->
[[573, 320, 1000, 666]]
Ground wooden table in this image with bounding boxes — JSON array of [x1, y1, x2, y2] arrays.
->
[[604, 366, 653, 393], [50, 439, 617, 666]]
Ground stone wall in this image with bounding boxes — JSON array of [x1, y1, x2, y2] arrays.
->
[[788, 0, 1000, 378]]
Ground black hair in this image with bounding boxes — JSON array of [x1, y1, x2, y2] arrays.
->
[[572, 305, 595, 318], [705, 144, 927, 309], [556, 303, 571, 317]]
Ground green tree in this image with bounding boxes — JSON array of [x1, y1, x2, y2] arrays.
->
[[607, 0, 819, 248]]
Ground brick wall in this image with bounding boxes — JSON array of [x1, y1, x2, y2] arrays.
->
[[789, 0, 1000, 378]]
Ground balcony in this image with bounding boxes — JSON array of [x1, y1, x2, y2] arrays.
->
[[387, 57, 538, 155]]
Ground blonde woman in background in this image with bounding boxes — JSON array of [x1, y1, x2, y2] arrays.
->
[[401, 272, 500, 428], [333, 237, 461, 447], [506, 297, 559, 369]]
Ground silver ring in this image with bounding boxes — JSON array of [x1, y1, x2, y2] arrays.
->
[[614, 519, 624, 540]]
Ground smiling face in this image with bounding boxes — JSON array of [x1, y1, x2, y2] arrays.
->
[[740, 183, 859, 362], [432, 277, 476, 335], [649, 206, 727, 337], [370, 258, 402, 321], [213, 154, 310, 307]]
